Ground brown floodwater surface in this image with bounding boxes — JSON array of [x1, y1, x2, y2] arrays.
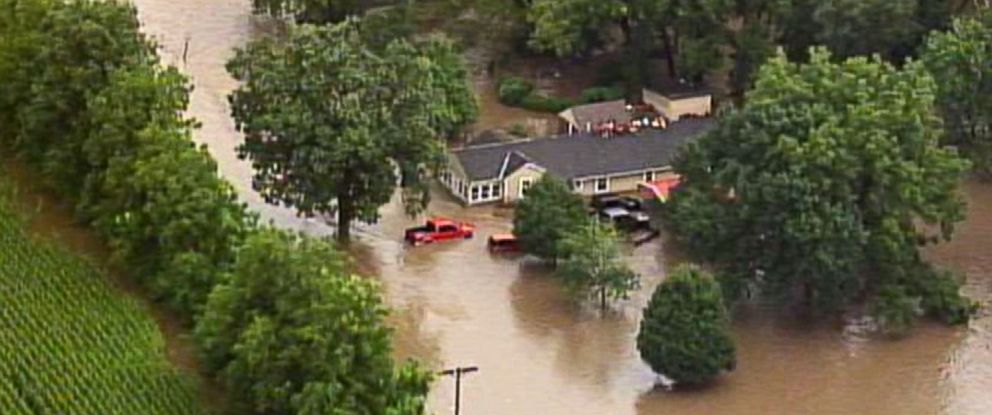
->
[[129, 1, 992, 413]]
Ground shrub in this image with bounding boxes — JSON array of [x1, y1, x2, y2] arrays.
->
[[513, 175, 588, 262], [580, 86, 624, 103], [916, 269, 978, 325], [637, 264, 736, 386], [870, 285, 921, 336], [497, 76, 534, 105], [519, 93, 573, 113]]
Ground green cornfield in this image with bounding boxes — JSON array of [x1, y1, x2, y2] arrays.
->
[[0, 180, 205, 415]]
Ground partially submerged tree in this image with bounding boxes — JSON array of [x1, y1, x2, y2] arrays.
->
[[637, 264, 735, 386], [228, 19, 477, 242], [557, 220, 641, 310], [666, 48, 975, 324], [512, 175, 589, 262], [921, 10, 992, 176], [195, 228, 430, 414]]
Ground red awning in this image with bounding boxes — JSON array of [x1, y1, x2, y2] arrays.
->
[[638, 177, 681, 202]]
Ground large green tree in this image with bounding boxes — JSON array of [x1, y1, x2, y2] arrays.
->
[[922, 11, 992, 176], [637, 264, 735, 386], [228, 19, 477, 242], [557, 220, 641, 310], [666, 48, 974, 322], [195, 228, 430, 415], [512, 175, 589, 262], [0, 0, 52, 141], [15, 0, 155, 195], [251, 0, 359, 24]]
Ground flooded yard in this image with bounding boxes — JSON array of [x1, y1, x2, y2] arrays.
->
[[129, 1, 992, 413]]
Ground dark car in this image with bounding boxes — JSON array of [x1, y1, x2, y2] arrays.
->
[[591, 194, 642, 212], [487, 233, 521, 253]]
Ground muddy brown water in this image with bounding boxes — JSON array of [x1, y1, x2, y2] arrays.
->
[[126, 2, 992, 413]]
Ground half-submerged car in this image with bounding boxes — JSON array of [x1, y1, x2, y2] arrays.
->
[[404, 218, 475, 246], [487, 233, 520, 253]]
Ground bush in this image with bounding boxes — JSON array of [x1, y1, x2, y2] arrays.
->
[[513, 175, 588, 262], [916, 269, 978, 325], [637, 264, 736, 386], [580, 86, 624, 103], [870, 285, 921, 336], [519, 93, 573, 113], [497, 76, 534, 105]]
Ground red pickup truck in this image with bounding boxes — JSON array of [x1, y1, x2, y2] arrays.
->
[[404, 218, 475, 246]]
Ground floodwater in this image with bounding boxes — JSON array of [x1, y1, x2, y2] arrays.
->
[[129, 1, 992, 414]]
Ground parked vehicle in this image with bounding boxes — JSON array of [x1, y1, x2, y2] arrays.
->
[[487, 233, 521, 253], [591, 194, 642, 212], [405, 218, 475, 245], [599, 207, 651, 232]]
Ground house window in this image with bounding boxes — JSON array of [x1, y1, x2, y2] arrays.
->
[[470, 185, 480, 202], [493, 183, 502, 198], [574, 180, 584, 190], [595, 177, 609, 193], [644, 170, 655, 182], [481, 184, 491, 200], [520, 178, 534, 197]]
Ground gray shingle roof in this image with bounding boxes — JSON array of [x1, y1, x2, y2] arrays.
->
[[452, 118, 716, 181]]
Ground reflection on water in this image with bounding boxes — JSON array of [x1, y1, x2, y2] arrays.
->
[[130, 1, 991, 414]]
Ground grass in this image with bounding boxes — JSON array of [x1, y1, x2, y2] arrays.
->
[[0, 177, 205, 415]]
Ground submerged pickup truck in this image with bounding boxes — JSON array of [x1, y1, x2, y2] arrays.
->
[[404, 218, 475, 246]]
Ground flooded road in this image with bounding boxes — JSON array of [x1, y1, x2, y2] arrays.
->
[[129, 1, 991, 414]]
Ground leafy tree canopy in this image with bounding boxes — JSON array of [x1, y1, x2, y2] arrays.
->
[[512, 175, 589, 262], [637, 264, 735, 386], [195, 228, 430, 415], [557, 219, 641, 309], [251, 0, 359, 24], [666, 48, 974, 323], [921, 10, 992, 176], [227, 18, 478, 242], [14, 0, 155, 195]]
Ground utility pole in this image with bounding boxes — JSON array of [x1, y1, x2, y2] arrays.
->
[[439, 366, 478, 415]]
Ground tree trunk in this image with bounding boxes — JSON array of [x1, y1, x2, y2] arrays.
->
[[600, 288, 607, 311], [660, 27, 678, 79], [337, 195, 353, 245]]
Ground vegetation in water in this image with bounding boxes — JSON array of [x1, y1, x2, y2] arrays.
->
[[557, 220, 641, 309], [637, 265, 736, 386], [227, 18, 478, 242], [512, 175, 589, 262], [665, 48, 976, 329], [0, 180, 204, 415], [921, 10, 992, 177]]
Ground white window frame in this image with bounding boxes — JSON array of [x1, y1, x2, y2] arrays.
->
[[644, 170, 655, 182], [492, 182, 502, 198], [470, 185, 480, 202], [573, 179, 584, 191], [519, 178, 534, 198], [594, 177, 609, 194]]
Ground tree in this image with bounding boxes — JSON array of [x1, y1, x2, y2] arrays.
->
[[637, 264, 735, 386], [512, 175, 589, 262], [15, 0, 155, 196], [194, 228, 430, 415], [526, 0, 627, 57], [0, 0, 52, 142], [921, 11, 992, 176], [666, 48, 974, 322], [813, 0, 921, 61], [557, 220, 641, 310], [251, 0, 359, 24], [228, 19, 477, 242]]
